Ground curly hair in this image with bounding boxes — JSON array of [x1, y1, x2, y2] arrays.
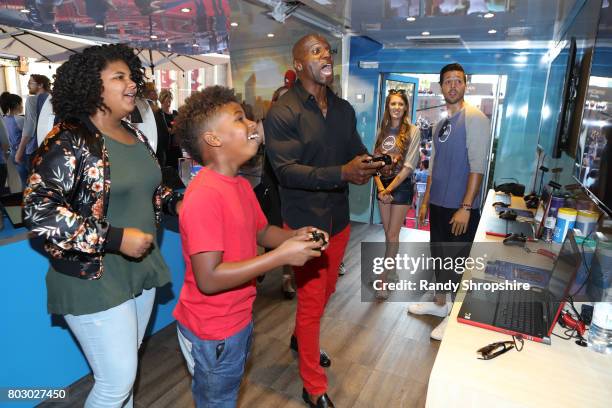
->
[[173, 86, 238, 165], [30, 74, 51, 92], [52, 44, 145, 121]]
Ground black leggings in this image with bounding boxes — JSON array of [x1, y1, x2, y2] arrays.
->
[[429, 203, 480, 298]]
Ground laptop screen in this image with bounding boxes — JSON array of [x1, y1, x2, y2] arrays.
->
[[546, 230, 581, 332]]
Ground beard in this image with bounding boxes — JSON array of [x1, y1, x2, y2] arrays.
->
[[444, 93, 464, 105]]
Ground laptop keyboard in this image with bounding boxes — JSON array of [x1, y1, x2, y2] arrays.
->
[[495, 290, 543, 335]]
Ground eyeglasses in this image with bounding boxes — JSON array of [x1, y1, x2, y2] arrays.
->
[[437, 119, 451, 143], [388, 89, 406, 95], [477, 336, 523, 360]]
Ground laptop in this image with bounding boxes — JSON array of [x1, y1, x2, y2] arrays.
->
[[457, 229, 581, 344]]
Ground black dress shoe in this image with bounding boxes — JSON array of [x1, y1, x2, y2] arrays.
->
[[290, 335, 331, 367], [302, 388, 335, 407]]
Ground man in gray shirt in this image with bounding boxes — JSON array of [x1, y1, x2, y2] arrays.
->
[[409, 63, 491, 341], [15, 74, 51, 169]]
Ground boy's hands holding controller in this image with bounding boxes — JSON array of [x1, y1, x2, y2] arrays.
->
[[277, 227, 330, 266]]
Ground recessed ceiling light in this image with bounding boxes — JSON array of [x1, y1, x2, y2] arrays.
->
[[95, 24, 104, 29], [20, 8, 30, 13], [406, 16, 416, 22], [421, 31, 430, 36], [267, 33, 275, 38], [230, 22, 238, 27], [488, 29, 497, 34], [484, 13, 494, 18], [150, 34, 158, 39], [181, 7, 191, 13], [514, 55, 528, 63]]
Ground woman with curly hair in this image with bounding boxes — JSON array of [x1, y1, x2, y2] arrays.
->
[[22, 44, 182, 407], [372, 89, 421, 299]]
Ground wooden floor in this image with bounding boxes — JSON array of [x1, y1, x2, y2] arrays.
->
[[40, 222, 442, 408]]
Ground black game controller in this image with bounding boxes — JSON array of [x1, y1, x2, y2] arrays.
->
[[311, 231, 327, 250], [523, 193, 540, 209], [499, 209, 518, 221], [369, 154, 392, 165], [503, 233, 527, 247]]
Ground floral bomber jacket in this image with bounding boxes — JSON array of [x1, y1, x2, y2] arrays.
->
[[22, 116, 182, 280]]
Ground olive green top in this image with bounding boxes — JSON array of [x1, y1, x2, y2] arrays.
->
[[46, 135, 170, 316]]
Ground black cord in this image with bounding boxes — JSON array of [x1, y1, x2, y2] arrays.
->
[[570, 212, 604, 298], [512, 335, 524, 351]]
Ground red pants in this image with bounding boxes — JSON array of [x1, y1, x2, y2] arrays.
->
[[293, 225, 351, 395]]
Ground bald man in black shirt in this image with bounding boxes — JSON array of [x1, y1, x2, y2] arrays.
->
[[265, 33, 383, 407]]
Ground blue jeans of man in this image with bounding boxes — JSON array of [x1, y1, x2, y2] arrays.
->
[[177, 320, 253, 408], [64, 288, 156, 408]]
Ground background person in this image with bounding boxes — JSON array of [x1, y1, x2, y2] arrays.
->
[[22, 44, 182, 408], [258, 85, 297, 299], [1, 93, 27, 187], [410, 63, 491, 341], [159, 89, 181, 167], [372, 89, 421, 299], [14, 74, 51, 168]]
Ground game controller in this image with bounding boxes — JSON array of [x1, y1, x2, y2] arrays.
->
[[523, 193, 539, 209], [499, 209, 518, 221], [503, 233, 527, 247], [368, 154, 392, 165], [311, 231, 327, 250]]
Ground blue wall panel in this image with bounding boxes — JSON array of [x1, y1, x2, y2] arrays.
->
[[0, 227, 185, 406]]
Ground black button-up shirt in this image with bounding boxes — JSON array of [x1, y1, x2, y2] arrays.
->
[[264, 80, 368, 235]]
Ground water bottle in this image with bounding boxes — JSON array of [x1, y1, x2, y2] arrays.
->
[[587, 303, 612, 354]]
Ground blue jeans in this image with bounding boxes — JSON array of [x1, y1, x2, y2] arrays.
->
[[64, 288, 156, 408], [177, 321, 253, 408]]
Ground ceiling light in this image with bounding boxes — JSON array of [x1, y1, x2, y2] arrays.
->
[[267, 33, 275, 38], [150, 34, 158, 39], [488, 29, 497, 34], [406, 17, 416, 22], [180, 7, 191, 13], [230, 22, 238, 27], [20, 8, 30, 13], [514, 55, 528, 63], [421, 31, 430, 36], [484, 13, 495, 19], [95, 24, 104, 29]]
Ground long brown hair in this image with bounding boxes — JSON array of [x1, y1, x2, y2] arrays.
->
[[374, 91, 413, 158]]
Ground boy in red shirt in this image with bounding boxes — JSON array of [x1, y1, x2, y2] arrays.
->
[[172, 86, 327, 407]]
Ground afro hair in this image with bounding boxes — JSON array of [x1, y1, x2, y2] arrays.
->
[[173, 86, 238, 165], [52, 43, 145, 121]]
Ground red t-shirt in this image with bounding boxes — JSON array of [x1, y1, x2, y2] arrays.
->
[[173, 167, 267, 340]]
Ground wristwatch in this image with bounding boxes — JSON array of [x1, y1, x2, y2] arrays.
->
[[461, 203, 472, 210]]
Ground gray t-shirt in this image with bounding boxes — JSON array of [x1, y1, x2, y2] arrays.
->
[[429, 103, 491, 209]]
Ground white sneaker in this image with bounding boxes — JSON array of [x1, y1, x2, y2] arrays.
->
[[407, 302, 449, 318], [430, 316, 449, 341]]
